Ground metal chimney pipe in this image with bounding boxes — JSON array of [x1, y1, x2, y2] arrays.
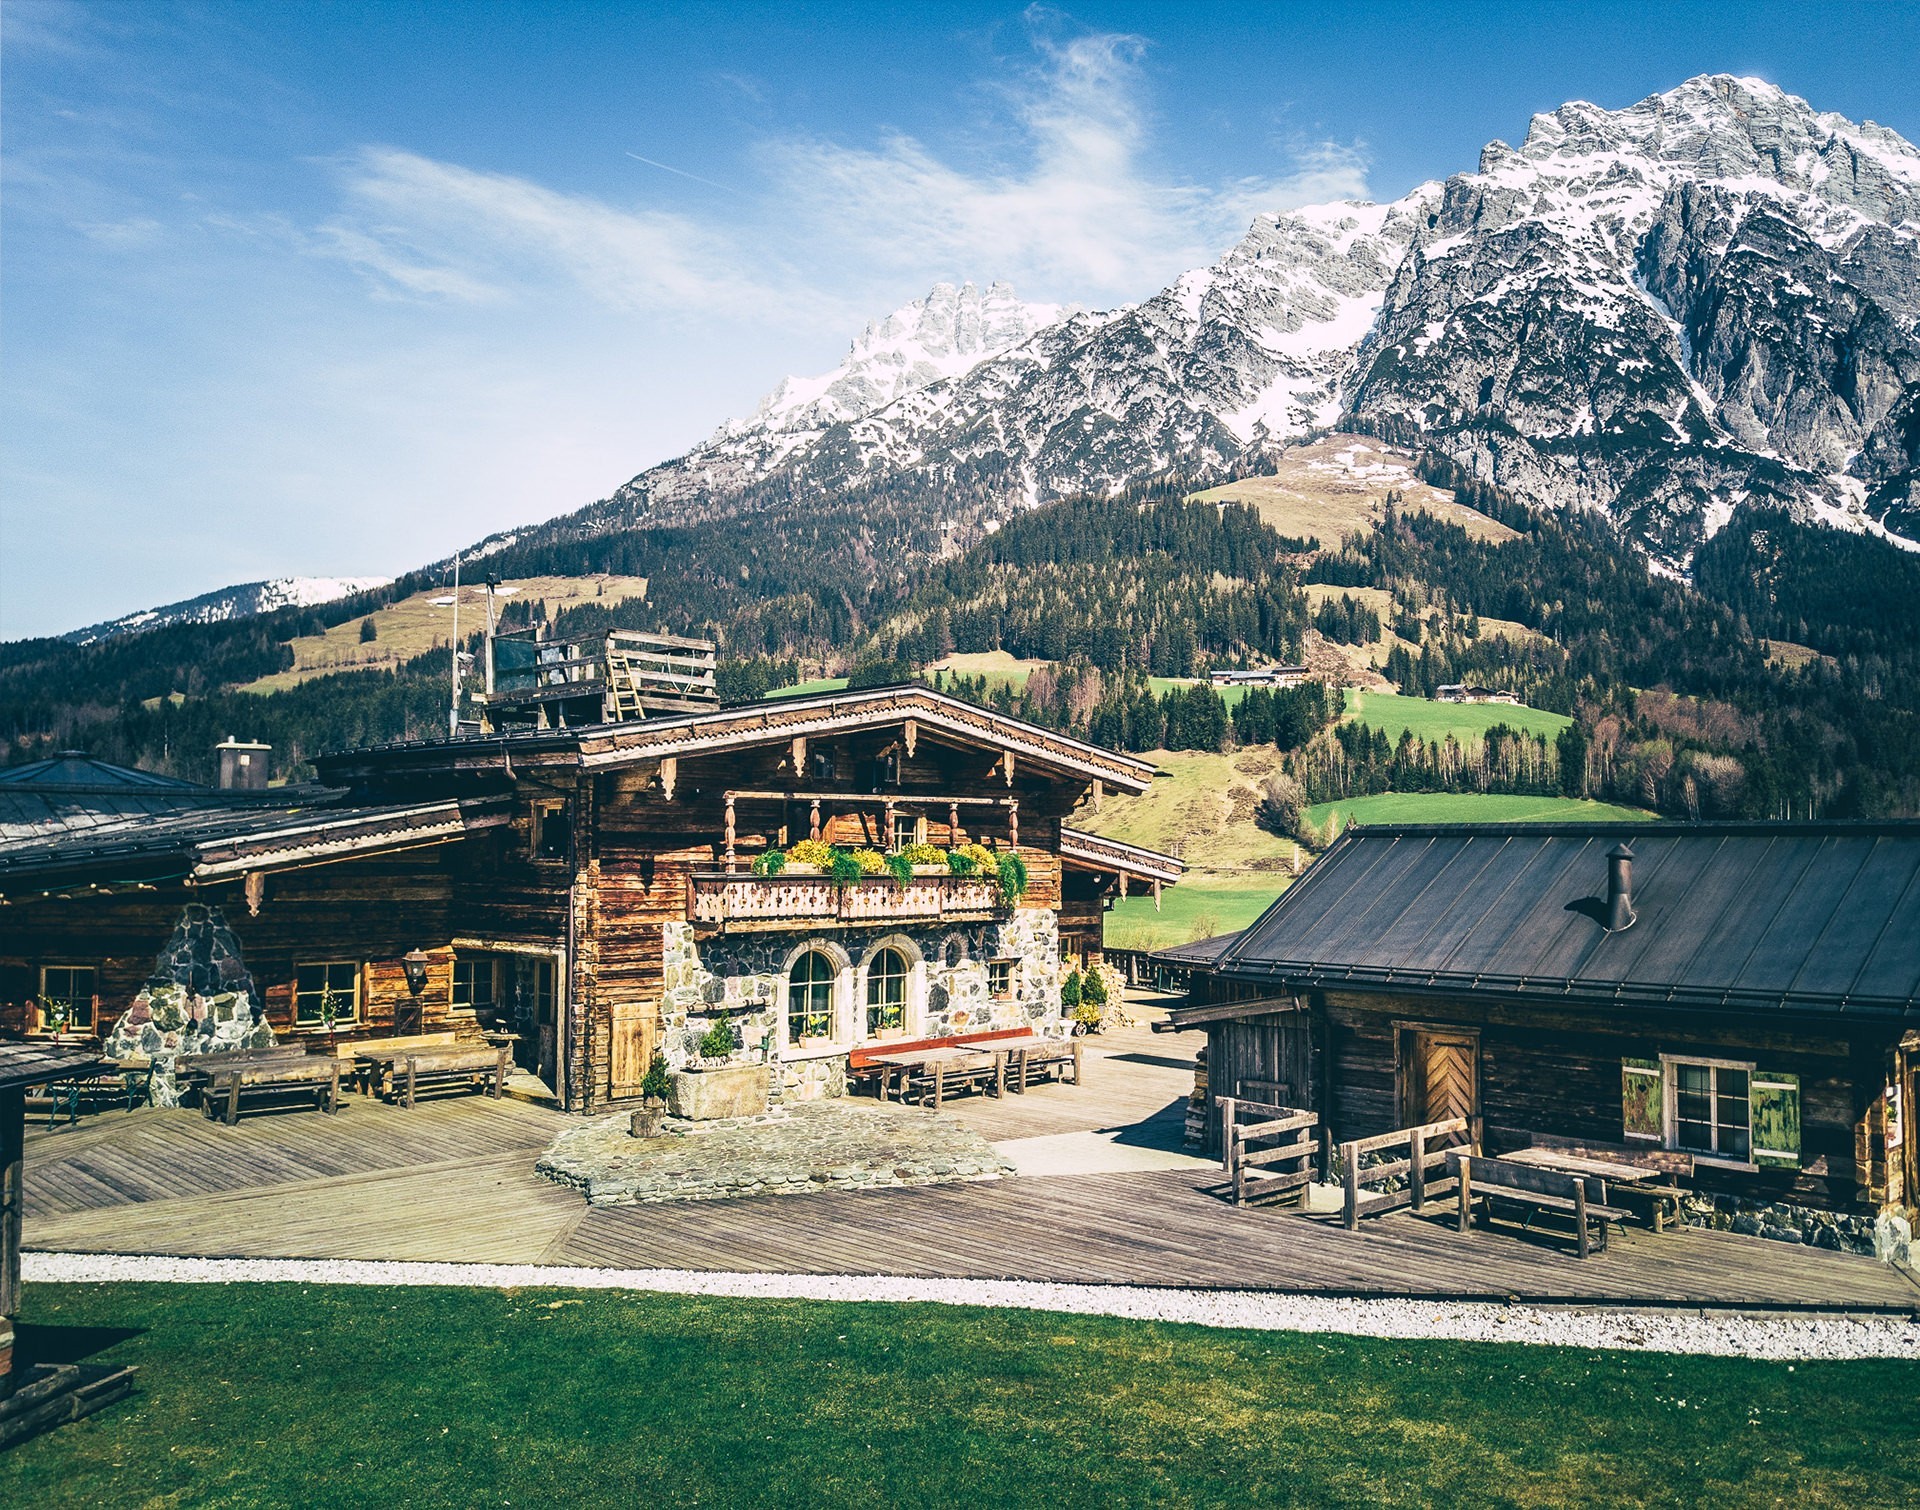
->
[[1605, 842, 1636, 931]]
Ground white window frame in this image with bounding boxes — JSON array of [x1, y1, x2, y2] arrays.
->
[[1660, 1053, 1758, 1171], [294, 961, 362, 1028], [862, 947, 914, 1041], [987, 958, 1016, 1000], [37, 964, 97, 1033]]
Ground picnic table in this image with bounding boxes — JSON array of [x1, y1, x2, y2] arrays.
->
[[344, 1033, 463, 1096], [869, 1046, 999, 1107], [1504, 1146, 1682, 1232]]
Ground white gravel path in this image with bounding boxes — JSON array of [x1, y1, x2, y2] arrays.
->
[[23, 1252, 1919, 1361]]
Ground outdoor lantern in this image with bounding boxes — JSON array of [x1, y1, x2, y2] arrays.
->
[[402, 949, 430, 997]]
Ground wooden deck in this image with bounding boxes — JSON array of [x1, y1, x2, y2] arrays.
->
[[19, 1025, 1920, 1312]]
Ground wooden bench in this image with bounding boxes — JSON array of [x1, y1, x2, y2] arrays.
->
[[176, 1046, 318, 1104], [387, 1046, 510, 1108], [1004, 1038, 1081, 1092], [203, 1058, 342, 1125], [1451, 1152, 1633, 1258]]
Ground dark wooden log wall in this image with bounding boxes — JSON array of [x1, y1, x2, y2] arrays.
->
[[0, 852, 478, 1043], [1317, 988, 1902, 1217]]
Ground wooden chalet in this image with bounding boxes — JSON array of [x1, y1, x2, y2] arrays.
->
[[0, 686, 1182, 1116], [1163, 823, 1919, 1257]]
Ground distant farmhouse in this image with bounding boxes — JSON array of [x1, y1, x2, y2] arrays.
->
[[0, 672, 1181, 1116], [1208, 664, 1310, 689], [1160, 823, 1919, 1259], [1435, 684, 1519, 705]]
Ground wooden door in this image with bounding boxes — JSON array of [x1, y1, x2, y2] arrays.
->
[[608, 1006, 657, 1101], [1407, 1029, 1478, 1128]]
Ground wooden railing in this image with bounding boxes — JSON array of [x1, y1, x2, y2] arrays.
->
[[1217, 1097, 1326, 1207], [690, 872, 1004, 928], [1339, 1117, 1473, 1230]]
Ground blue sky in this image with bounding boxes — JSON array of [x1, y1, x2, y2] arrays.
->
[[5, 0, 1917, 639]]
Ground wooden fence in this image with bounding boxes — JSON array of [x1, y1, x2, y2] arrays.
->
[[1338, 1117, 1473, 1230], [1217, 1097, 1327, 1208]]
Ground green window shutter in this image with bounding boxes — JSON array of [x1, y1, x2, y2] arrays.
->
[[1622, 1057, 1663, 1141], [1751, 1071, 1801, 1169]]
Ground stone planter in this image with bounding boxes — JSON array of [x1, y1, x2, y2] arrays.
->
[[668, 1062, 770, 1120]]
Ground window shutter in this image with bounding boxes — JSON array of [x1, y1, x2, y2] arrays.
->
[[1622, 1057, 1663, 1141], [1751, 1070, 1802, 1169]]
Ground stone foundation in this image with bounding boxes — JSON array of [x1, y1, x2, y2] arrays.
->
[[655, 912, 1063, 1109], [1676, 1191, 1881, 1257]]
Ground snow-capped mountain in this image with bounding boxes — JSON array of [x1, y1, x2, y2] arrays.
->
[[65, 577, 392, 645], [639, 281, 1067, 506], [557, 74, 1917, 573]]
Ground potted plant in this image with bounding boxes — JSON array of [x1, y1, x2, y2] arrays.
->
[[41, 996, 71, 1037], [630, 1052, 672, 1137]]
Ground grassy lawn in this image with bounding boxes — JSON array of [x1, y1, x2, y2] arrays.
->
[[5, 1284, 1913, 1509], [1106, 878, 1283, 950], [1343, 689, 1572, 743], [1305, 792, 1656, 829]]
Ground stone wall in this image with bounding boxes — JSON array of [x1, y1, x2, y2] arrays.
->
[[1677, 1190, 1883, 1257], [658, 911, 1062, 1105]]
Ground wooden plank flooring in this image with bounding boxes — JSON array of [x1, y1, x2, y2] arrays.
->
[[20, 1042, 1920, 1311]]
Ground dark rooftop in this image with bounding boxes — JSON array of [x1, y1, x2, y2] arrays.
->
[[0, 1039, 108, 1092], [1214, 823, 1920, 1019], [1150, 931, 1246, 967]]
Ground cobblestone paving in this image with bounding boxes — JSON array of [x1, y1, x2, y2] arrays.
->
[[537, 1101, 1015, 1206]]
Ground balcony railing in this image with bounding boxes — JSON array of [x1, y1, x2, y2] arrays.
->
[[690, 871, 1004, 929]]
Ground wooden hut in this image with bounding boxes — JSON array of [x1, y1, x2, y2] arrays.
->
[[1166, 823, 1919, 1259]]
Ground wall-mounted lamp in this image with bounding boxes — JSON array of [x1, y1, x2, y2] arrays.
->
[[402, 948, 431, 997]]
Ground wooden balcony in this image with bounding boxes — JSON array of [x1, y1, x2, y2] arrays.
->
[[689, 871, 1005, 931]]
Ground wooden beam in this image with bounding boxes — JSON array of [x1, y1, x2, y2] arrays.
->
[[904, 720, 917, 759], [791, 736, 806, 773], [659, 757, 677, 801]]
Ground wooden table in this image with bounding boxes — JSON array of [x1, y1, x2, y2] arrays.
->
[[1505, 1147, 1681, 1232], [868, 1047, 997, 1108]]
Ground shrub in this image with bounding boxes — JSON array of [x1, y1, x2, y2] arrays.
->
[[995, 852, 1029, 904], [1061, 970, 1083, 1011], [828, 850, 866, 886], [954, 842, 999, 872], [751, 849, 787, 876], [640, 1052, 672, 1100], [946, 850, 979, 877], [697, 1020, 736, 1060], [786, 839, 836, 868], [1081, 968, 1108, 1008], [1072, 996, 1104, 1029], [898, 843, 948, 867]]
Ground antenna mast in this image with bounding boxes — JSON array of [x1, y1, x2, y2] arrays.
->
[[449, 551, 462, 737]]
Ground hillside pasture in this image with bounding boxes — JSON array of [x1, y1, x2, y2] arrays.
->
[[239, 574, 650, 694], [1305, 791, 1656, 830], [1190, 433, 1516, 548], [1342, 688, 1572, 743]]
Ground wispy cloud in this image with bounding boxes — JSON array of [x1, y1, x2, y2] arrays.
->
[[306, 26, 1370, 322], [315, 146, 788, 319], [760, 28, 1370, 301]]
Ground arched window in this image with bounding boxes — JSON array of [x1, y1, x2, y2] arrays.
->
[[787, 951, 836, 1043], [866, 948, 909, 1037]]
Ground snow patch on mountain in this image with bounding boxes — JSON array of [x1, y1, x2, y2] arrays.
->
[[65, 577, 393, 644]]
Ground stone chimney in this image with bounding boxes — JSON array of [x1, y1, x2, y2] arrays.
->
[[215, 738, 271, 792], [1605, 842, 1636, 932]]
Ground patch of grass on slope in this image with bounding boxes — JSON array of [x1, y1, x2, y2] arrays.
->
[[1343, 689, 1572, 743], [1306, 792, 1656, 829], [4, 1284, 1913, 1510], [1075, 749, 1299, 951]]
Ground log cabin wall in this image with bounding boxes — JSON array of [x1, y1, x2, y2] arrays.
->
[[1315, 987, 1896, 1218], [1058, 871, 1106, 967], [0, 850, 479, 1043], [1203, 1010, 1315, 1156]]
